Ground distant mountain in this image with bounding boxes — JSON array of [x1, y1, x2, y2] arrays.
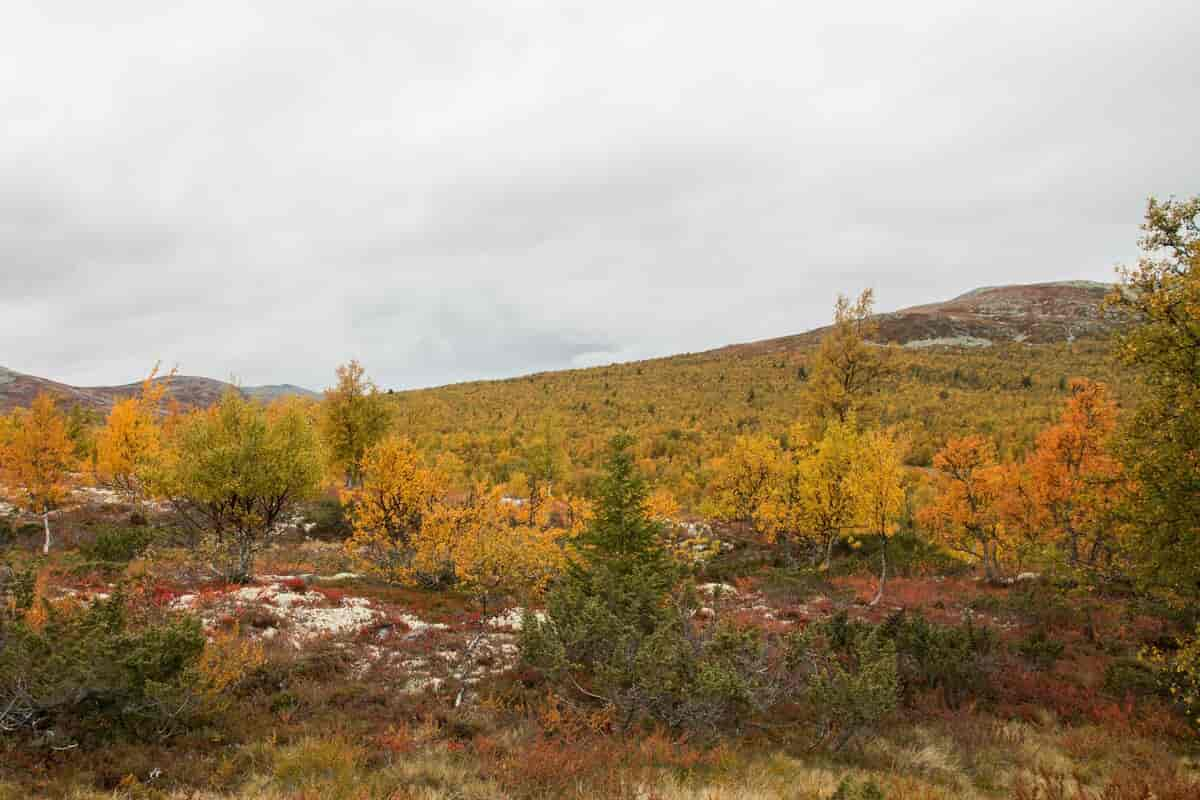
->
[[243, 384, 324, 403], [718, 281, 1123, 356], [0, 367, 319, 413]]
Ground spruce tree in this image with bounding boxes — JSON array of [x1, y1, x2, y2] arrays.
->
[[521, 434, 679, 706], [567, 433, 674, 591]]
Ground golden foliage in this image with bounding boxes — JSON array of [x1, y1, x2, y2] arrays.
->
[[1, 392, 76, 515], [757, 419, 863, 566], [320, 360, 391, 488], [93, 364, 171, 499], [344, 439, 571, 605], [195, 627, 267, 714], [0, 392, 76, 553], [440, 488, 568, 610], [645, 487, 680, 521], [342, 436, 445, 584], [852, 427, 907, 539], [806, 289, 889, 423], [705, 434, 781, 525]]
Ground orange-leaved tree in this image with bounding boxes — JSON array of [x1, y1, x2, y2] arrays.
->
[[1, 392, 77, 554], [919, 435, 1007, 581], [1020, 378, 1125, 571], [93, 364, 172, 501]]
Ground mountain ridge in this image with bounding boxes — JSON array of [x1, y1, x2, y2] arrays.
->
[[0, 280, 1123, 413], [712, 280, 1121, 357], [0, 367, 320, 414]]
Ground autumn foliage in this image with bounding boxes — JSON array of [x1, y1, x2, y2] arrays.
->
[[0, 392, 76, 553], [93, 364, 171, 500], [343, 436, 573, 608], [919, 435, 1007, 580], [1013, 378, 1124, 569]]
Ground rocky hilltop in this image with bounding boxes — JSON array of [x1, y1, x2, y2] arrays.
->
[[720, 281, 1122, 356]]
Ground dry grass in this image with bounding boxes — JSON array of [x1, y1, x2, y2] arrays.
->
[[2, 711, 1196, 800]]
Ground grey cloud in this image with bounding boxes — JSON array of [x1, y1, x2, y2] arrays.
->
[[1, 0, 1198, 390]]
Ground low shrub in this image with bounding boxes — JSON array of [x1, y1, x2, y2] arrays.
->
[[800, 622, 899, 751], [884, 610, 996, 708], [1103, 656, 1162, 699], [0, 586, 207, 745], [523, 585, 793, 737], [1146, 624, 1200, 734], [756, 567, 835, 607], [1004, 581, 1076, 630], [829, 777, 886, 800], [693, 539, 774, 583], [303, 497, 352, 540], [632, 616, 782, 735], [833, 532, 963, 578], [79, 525, 155, 563], [15, 522, 43, 542], [1017, 628, 1065, 670], [0, 560, 36, 617]]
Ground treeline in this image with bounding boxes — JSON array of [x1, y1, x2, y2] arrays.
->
[[382, 339, 1126, 508]]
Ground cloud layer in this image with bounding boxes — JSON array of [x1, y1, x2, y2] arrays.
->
[[3, 0, 1197, 390]]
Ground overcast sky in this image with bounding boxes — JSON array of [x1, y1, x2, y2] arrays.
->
[[3, 1, 1197, 390]]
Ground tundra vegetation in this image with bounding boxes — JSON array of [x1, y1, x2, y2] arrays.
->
[[0, 197, 1197, 798]]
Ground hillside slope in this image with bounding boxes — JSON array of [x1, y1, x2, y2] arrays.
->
[[2, 280, 1133, 506], [719, 281, 1120, 356], [385, 282, 1131, 505]]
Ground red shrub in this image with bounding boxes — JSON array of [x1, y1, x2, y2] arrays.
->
[[314, 586, 346, 603], [732, 576, 758, 595], [994, 666, 1097, 723], [150, 583, 182, 607]]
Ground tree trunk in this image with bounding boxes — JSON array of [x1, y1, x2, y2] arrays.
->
[[1066, 522, 1080, 567], [869, 536, 888, 607], [42, 512, 51, 555], [235, 535, 255, 583], [982, 539, 1000, 583], [822, 532, 837, 570]]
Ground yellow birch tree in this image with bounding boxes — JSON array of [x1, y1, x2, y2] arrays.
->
[[851, 428, 906, 605]]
